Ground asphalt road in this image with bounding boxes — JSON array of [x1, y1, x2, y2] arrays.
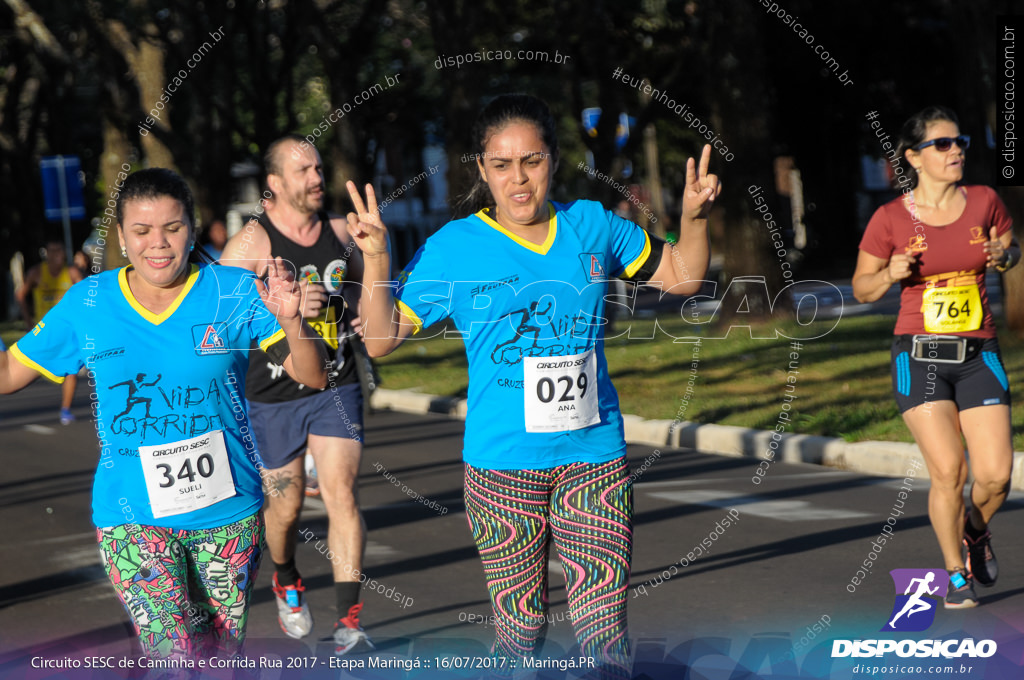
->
[[1, 379, 1022, 679]]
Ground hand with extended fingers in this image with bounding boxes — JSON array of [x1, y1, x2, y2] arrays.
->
[[984, 226, 1009, 270], [682, 144, 722, 222], [257, 256, 304, 322], [345, 181, 390, 258]]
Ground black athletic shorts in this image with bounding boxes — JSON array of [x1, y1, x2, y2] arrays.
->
[[891, 335, 1010, 413]]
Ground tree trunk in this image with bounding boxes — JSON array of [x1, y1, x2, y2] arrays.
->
[[105, 18, 174, 169], [997, 187, 1024, 333], [706, 3, 786, 318], [99, 121, 132, 271]]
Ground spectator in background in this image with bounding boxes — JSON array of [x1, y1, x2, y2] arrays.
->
[[16, 238, 83, 424], [203, 219, 228, 261]]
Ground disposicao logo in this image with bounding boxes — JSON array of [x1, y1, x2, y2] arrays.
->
[[882, 568, 947, 632], [831, 568, 997, 659]]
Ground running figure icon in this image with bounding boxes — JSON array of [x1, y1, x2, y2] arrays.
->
[[888, 572, 939, 628], [110, 372, 162, 422]]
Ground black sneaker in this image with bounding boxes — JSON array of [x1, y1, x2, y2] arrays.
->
[[944, 569, 978, 609], [964, 521, 998, 587]]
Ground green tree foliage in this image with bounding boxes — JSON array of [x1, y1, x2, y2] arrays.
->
[[0, 0, 1016, 320]]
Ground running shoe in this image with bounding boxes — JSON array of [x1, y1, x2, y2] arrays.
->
[[964, 518, 998, 587], [60, 408, 75, 425], [304, 454, 321, 497], [333, 603, 375, 655], [305, 476, 321, 497], [272, 574, 313, 639], [944, 569, 978, 609]]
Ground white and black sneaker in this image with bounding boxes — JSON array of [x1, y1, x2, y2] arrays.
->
[[272, 573, 313, 639]]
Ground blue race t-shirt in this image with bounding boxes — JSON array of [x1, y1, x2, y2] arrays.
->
[[12, 264, 286, 530], [395, 200, 652, 469]]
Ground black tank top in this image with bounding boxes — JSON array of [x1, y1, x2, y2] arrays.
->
[[245, 211, 359, 403]]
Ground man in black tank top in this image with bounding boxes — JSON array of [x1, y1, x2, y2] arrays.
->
[[221, 134, 373, 654]]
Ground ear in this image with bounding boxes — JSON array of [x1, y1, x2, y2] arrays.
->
[[551, 152, 560, 175], [116, 225, 125, 252], [904, 148, 919, 171], [476, 157, 487, 183], [267, 173, 282, 196]]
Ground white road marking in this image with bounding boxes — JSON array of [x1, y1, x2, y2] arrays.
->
[[365, 541, 400, 559], [647, 489, 872, 522], [52, 545, 104, 570], [634, 471, 858, 488], [23, 424, 56, 435], [21, 532, 97, 546]]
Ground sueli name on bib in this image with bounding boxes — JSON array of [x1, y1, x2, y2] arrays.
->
[[920, 275, 982, 334], [523, 349, 599, 433], [139, 430, 235, 518]]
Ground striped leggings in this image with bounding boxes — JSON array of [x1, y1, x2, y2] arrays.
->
[[464, 457, 632, 679]]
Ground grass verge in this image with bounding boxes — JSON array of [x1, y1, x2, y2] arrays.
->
[[7, 314, 1023, 449], [372, 314, 1024, 450]]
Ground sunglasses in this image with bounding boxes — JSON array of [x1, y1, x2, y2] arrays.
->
[[913, 135, 970, 152]]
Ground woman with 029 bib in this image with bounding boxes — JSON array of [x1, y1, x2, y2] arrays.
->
[[346, 94, 719, 678]]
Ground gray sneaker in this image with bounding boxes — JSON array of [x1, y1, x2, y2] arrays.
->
[[944, 569, 978, 609]]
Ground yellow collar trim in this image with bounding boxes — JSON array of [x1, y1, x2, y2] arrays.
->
[[119, 264, 201, 325], [476, 203, 557, 255]]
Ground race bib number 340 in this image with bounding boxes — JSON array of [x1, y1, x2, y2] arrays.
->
[[139, 430, 235, 518], [523, 350, 599, 433]]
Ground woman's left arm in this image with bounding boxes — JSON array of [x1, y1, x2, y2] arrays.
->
[[648, 144, 719, 296]]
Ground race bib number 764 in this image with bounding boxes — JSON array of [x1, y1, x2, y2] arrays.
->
[[921, 283, 982, 333]]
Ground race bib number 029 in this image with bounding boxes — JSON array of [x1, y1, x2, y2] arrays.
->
[[139, 430, 235, 518], [523, 350, 599, 433], [921, 283, 982, 333]]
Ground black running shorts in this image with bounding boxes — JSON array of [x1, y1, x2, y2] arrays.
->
[[890, 335, 1010, 413]]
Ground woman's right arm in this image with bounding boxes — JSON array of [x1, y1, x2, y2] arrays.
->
[[0, 345, 45, 394], [852, 249, 918, 303], [345, 181, 417, 358]]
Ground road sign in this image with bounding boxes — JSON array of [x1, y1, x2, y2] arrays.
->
[[40, 155, 85, 261]]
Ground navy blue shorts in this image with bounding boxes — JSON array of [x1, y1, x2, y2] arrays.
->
[[249, 384, 364, 469], [891, 336, 1010, 413]]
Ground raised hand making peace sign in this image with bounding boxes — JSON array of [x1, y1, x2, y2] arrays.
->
[[345, 180, 390, 258], [682, 144, 722, 222]]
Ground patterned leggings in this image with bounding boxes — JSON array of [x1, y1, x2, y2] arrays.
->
[[97, 512, 264, 659], [465, 457, 632, 679]]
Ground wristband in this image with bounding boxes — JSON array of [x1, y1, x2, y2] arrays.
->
[[996, 250, 1015, 272]]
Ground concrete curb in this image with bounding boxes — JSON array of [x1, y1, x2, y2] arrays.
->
[[370, 388, 1024, 491]]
